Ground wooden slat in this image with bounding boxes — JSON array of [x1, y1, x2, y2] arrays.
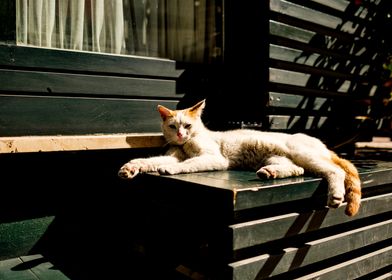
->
[[0, 69, 180, 98], [294, 244, 392, 280], [268, 92, 329, 111], [270, 68, 312, 88], [0, 133, 165, 153], [290, 0, 350, 15], [229, 219, 392, 279], [269, 82, 351, 98], [310, 0, 350, 12], [0, 44, 183, 78], [270, 10, 357, 42], [267, 115, 328, 130], [269, 34, 363, 63], [269, 69, 354, 94], [270, 44, 320, 65], [0, 95, 177, 136], [270, 59, 364, 82], [230, 193, 392, 250], [270, 0, 343, 29], [270, 21, 316, 44]]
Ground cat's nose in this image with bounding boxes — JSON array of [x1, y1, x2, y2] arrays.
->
[[177, 132, 183, 139]]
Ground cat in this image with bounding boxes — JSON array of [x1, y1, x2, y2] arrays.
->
[[118, 100, 361, 216]]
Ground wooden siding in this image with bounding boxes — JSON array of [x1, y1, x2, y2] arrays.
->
[[0, 45, 184, 136], [265, 0, 386, 145]]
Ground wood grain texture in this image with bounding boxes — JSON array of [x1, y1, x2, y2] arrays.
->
[[230, 220, 392, 279], [0, 45, 183, 78], [230, 193, 392, 250], [0, 69, 180, 98], [0, 95, 178, 136], [0, 133, 165, 153]]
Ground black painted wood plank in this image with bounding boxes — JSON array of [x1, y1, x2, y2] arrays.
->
[[229, 219, 392, 279], [293, 244, 392, 280], [146, 162, 392, 212], [270, 0, 343, 30], [268, 92, 329, 111], [0, 45, 183, 79], [270, 10, 358, 42], [230, 193, 392, 251], [269, 82, 352, 99], [0, 69, 181, 98], [270, 59, 365, 82], [269, 34, 364, 64], [234, 162, 392, 211], [0, 95, 178, 136], [287, 0, 349, 18], [266, 115, 328, 130]]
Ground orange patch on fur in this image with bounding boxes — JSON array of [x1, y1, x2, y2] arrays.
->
[[186, 99, 205, 118], [157, 105, 177, 120]]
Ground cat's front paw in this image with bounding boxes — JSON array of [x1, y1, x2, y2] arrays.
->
[[118, 163, 140, 179], [157, 165, 181, 175], [256, 166, 278, 179]]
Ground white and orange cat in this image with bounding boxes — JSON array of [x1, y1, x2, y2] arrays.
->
[[119, 100, 361, 216]]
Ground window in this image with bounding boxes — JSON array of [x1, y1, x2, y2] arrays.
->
[[15, 0, 223, 63]]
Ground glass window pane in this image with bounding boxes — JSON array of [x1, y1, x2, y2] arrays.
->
[[16, 0, 223, 63]]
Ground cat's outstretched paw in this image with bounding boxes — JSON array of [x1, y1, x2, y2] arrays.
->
[[327, 193, 345, 208], [256, 166, 278, 179], [118, 163, 140, 179]]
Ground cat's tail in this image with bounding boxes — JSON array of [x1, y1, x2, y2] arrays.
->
[[331, 152, 362, 216]]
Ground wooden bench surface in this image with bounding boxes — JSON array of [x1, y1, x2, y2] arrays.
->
[[145, 160, 392, 212]]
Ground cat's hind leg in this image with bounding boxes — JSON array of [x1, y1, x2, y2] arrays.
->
[[290, 152, 346, 209], [256, 156, 304, 179]]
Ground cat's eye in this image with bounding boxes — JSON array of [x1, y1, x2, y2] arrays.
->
[[169, 124, 177, 129], [184, 124, 192, 129]]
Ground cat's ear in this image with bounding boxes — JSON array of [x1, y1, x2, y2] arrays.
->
[[187, 99, 206, 118], [157, 105, 174, 120]]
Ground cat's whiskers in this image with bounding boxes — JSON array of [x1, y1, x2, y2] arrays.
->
[[163, 136, 190, 147]]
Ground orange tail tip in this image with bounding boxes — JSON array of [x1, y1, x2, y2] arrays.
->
[[345, 191, 361, 216], [331, 152, 362, 216]]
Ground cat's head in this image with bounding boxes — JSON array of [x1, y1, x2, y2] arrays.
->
[[157, 99, 206, 145]]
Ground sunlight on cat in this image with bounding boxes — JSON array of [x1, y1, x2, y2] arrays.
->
[[119, 100, 361, 216]]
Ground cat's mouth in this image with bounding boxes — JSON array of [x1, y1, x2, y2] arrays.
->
[[175, 136, 189, 145]]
